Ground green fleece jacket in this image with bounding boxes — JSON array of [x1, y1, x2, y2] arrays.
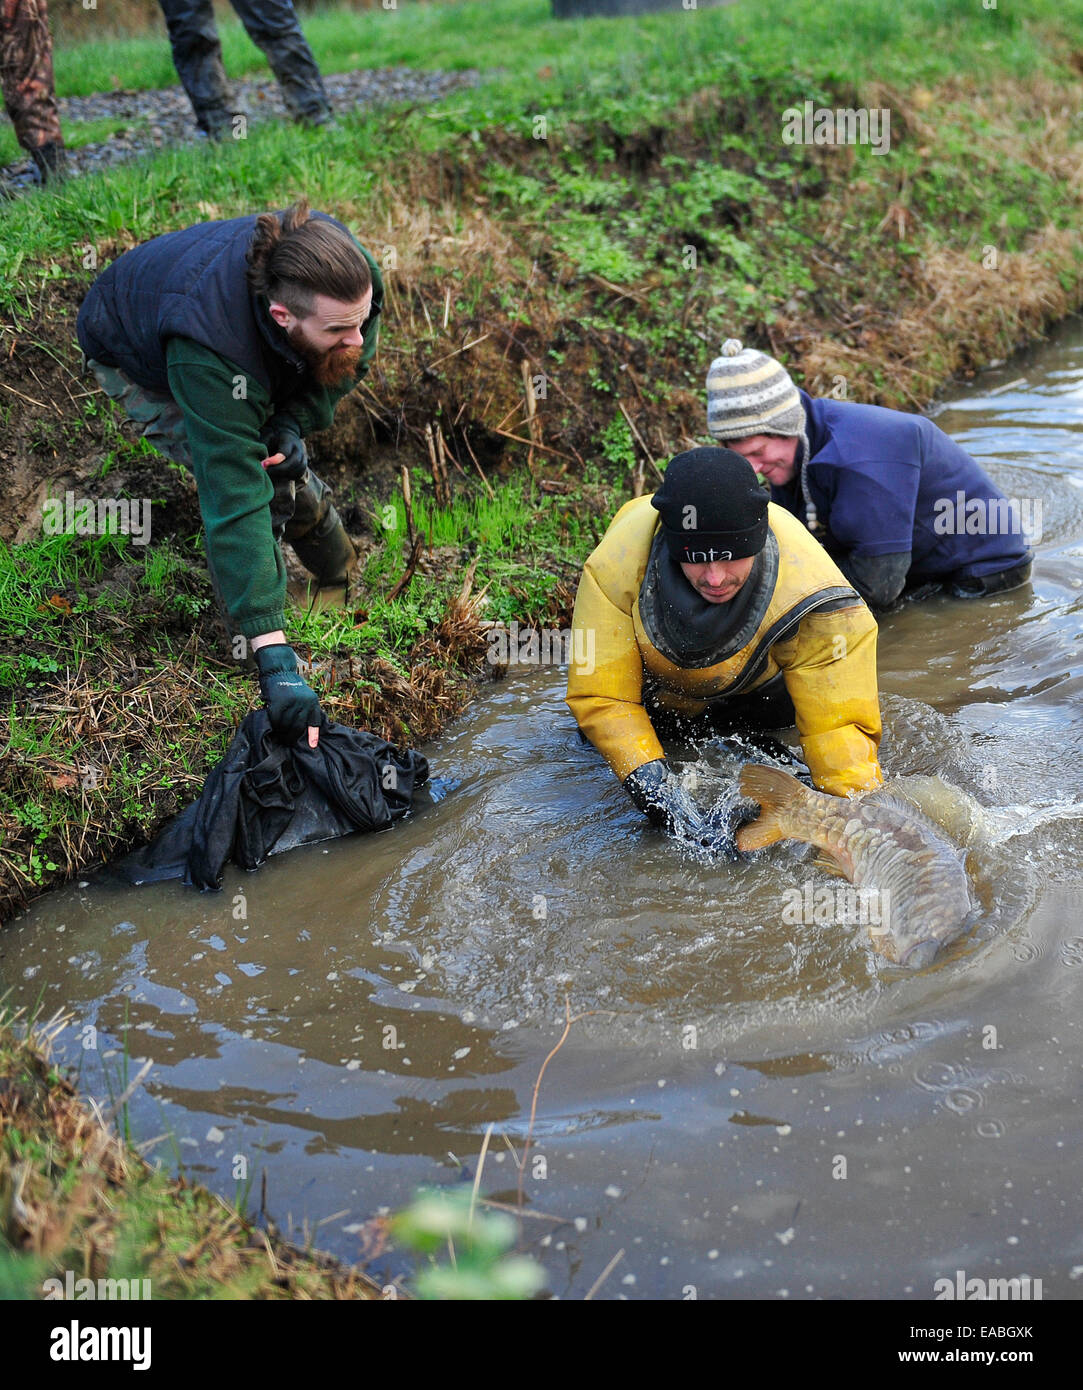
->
[[165, 250, 382, 639]]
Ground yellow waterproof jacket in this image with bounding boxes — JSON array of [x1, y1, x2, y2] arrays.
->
[[565, 496, 883, 797]]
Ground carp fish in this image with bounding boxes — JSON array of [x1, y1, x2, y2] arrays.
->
[[735, 764, 976, 968]]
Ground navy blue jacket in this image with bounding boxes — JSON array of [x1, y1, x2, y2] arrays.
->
[[771, 391, 1033, 581]]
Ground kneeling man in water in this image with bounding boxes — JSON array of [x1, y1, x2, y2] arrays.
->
[[705, 340, 1034, 610], [565, 448, 884, 841]]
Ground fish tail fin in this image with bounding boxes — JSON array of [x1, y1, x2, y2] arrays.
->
[[736, 764, 814, 851]]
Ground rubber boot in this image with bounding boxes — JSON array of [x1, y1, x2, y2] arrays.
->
[[194, 104, 240, 140], [30, 141, 67, 183], [289, 509, 357, 611]]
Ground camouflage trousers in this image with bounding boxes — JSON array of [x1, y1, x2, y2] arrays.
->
[[157, 0, 331, 134], [87, 359, 351, 634], [0, 0, 62, 151]]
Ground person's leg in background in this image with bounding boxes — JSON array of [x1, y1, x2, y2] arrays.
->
[[228, 0, 332, 126], [0, 0, 66, 183], [156, 0, 238, 138]]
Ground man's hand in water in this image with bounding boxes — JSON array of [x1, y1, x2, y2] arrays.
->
[[624, 759, 738, 857], [701, 797, 756, 861]]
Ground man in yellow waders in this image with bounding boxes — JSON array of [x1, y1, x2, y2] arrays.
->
[[565, 447, 883, 844]]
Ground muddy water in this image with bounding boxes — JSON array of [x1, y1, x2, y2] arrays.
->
[[5, 323, 1083, 1300]]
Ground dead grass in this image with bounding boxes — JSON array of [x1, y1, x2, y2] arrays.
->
[[0, 1007, 395, 1298], [795, 224, 1083, 407], [792, 76, 1083, 402], [0, 643, 244, 919]]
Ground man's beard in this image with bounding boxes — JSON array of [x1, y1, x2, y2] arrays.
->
[[287, 325, 363, 387]]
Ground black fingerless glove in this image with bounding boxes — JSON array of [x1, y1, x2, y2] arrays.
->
[[259, 424, 308, 481], [254, 644, 323, 743]]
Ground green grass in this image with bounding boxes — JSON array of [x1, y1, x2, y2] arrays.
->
[[293, 471, 607, 666], [1, 0, 1078, 320], [0, 530, 128, 642], [1, 0, 1073, 321], [49, 0, 1067, 102], [0, 530, 228, 670]]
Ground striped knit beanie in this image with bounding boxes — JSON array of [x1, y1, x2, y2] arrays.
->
[[706, 339, 806, 442], [706, 339, 821, 532]]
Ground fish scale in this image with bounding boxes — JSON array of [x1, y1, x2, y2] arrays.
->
[[736, 764, 975, 967]]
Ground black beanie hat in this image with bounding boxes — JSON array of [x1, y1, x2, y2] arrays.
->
[[651, 447, 769, 563]]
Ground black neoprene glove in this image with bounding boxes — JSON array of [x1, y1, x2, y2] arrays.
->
[[259, 424, 309, 481], [254, 644, 323, 743], [624, 759, 718, 845], [698, 798, 753, 860], [836, 549, 912, 612]]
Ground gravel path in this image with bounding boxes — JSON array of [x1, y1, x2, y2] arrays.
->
[[1, 65, 480, 188]]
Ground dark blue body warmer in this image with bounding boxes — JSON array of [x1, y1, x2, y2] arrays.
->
[[770, 390, 1033, 581], [76, 211, 357, 397]]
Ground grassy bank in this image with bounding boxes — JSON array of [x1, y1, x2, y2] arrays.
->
[[2, 0, 1083, 917], [0, 1005, 390, 1299], [0, 472, 604, 905]]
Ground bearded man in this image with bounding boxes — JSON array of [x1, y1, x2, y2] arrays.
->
[[76, 199, 382, 747]]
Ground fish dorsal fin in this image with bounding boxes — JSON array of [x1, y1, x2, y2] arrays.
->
[[858, 788, 954, 840], [736, 764, 817, 852], [871, 774, 987, 850]]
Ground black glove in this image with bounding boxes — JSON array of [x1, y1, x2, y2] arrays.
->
[[254, 644, 323, 744], [700, 797, 756, 862], [624, 759, 712, 841], [259, 424, 309, 481]]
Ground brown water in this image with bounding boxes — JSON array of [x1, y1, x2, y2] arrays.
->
[[5, 323, 1083, 1300]]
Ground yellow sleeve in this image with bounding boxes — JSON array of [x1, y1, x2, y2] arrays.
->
[[773, 603, 883, 797], [565, 560, 664, 782]]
